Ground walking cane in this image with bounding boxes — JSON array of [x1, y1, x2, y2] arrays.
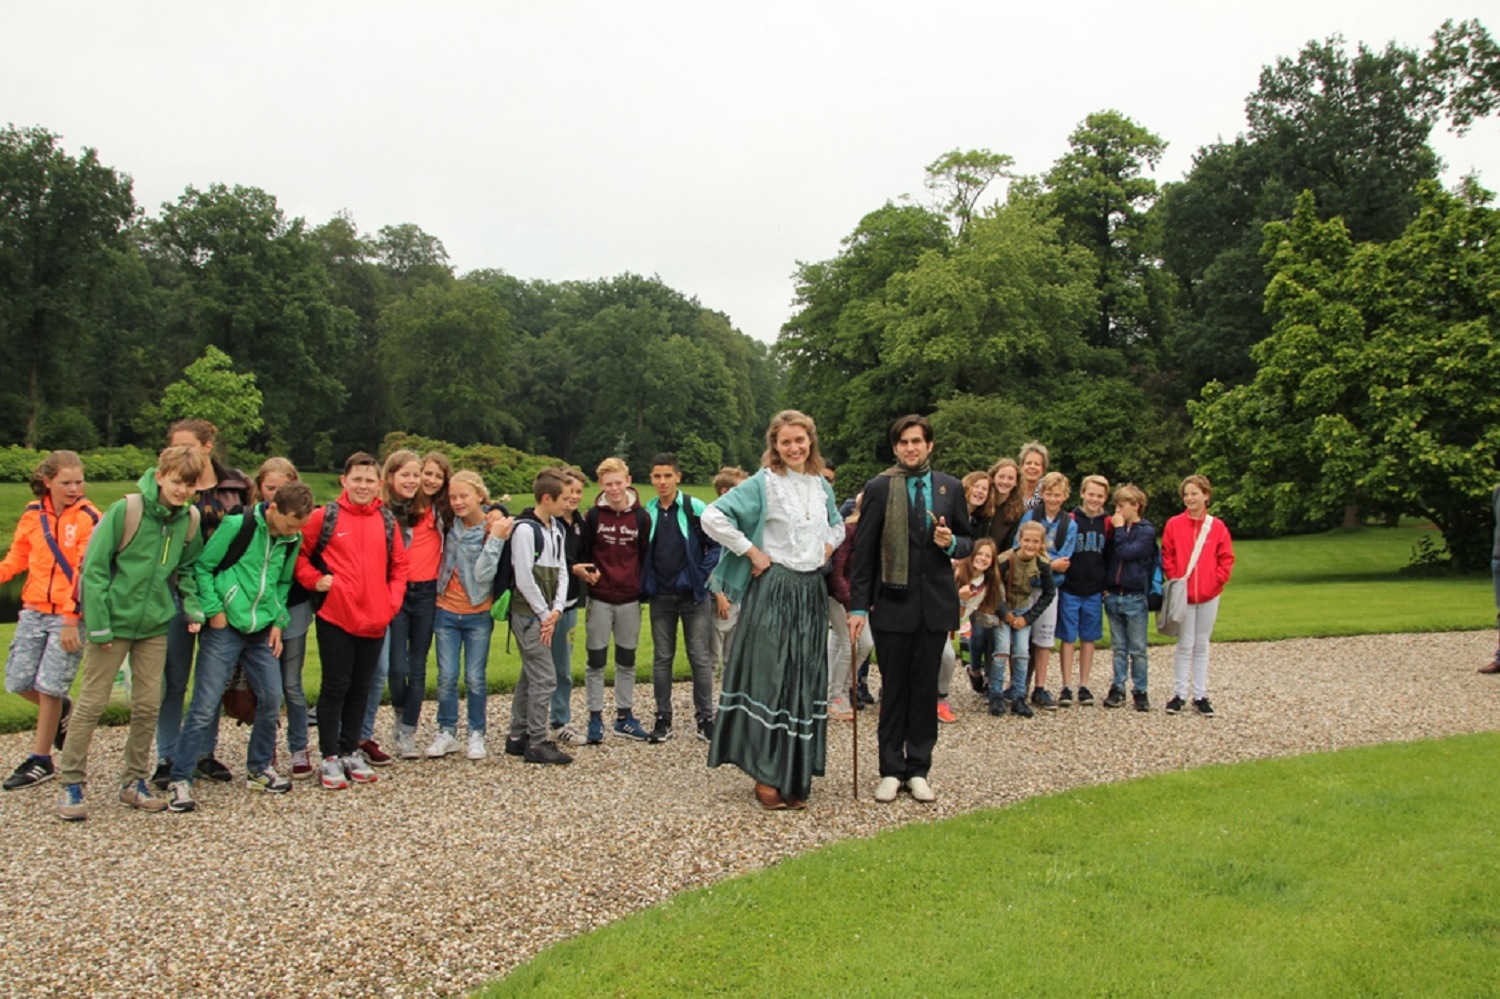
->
[[850, 641, 859, 800]]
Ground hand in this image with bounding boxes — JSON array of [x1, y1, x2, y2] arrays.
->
[[847, 615, 866, 643], [823, 542, 834, 563], [316, 574, 334, 593], [540, 611, 560, 647], [487, 511, 513, 540], [958, 584, 974, 602], [1110, 511, 1125, 529], [208, 612, 228, 630], [933, 516, 952, 549], [748, 546, 772, 577], [1051, 557, 1071, 573], [715, 592, 731, 620], [572, 563, 598, 583], [186, 621, 202, 634], [59, 624, 81, 654], [268, 626, 283, 658]]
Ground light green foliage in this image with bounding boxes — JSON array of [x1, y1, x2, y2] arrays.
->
[[923, 147, 1013, 237], [155, 345, 265, 449], [1192, 183, 1500, 569]]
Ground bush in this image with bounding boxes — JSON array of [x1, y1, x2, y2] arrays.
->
[[378, 432, 564, 501], [0, 445, 156, 484]]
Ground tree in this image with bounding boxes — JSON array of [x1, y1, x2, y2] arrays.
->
[[0, 126, 135, 446], [1423, 18, 1500, 132], [155, 345, 265, 452], [1190, 183, 1500, 569], [924, 148, 1013, 238]]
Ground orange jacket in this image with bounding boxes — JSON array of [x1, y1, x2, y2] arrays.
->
[[0, 495, 101, 622]]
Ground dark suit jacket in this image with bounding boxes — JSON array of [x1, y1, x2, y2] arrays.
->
[[849, 471, 973, 634]]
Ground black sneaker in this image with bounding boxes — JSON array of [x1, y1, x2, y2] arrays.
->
[[1103, 687, 1125, 709], [1133, 691, 1150, 712], [1058, 687, 1074, 707], [1031, 688, 1057, 712], [503, 736, 530, 757], [1165, 695, 1185, 715], [53, 696, 72, 751], [1010, 696, 1034, 718], [2, 755, 55, 790], [1192, 697, 1216, 717], [967, 667, 987, 694], [151, 760, 172, 791], [648, 717, 673, 744], [856, 681, 875, 706], [696, 718, 714, 743], [987, 696, 1006, 717], [522, 740, 573, 765], [1077, 686, 1094, 706], [194, 756, 233, 783]]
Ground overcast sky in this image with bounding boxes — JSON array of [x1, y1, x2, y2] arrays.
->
[[6, 2, 1496, 344]]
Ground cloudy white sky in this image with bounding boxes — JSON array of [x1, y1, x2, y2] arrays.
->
[[6, 2, 1496, 343]]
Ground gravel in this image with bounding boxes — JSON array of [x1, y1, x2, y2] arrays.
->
[[2, 631, 1497, 997]]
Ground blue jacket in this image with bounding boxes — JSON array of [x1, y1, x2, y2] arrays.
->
[[1105, 519, 1157, 596], [641, 492, 720, 603], [437, 518, 504, 609]]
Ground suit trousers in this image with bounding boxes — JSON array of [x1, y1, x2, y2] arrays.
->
[[871, 625, 946, 780]]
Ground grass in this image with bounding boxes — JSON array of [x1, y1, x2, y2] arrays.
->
[[482, 733, 1500, 997]]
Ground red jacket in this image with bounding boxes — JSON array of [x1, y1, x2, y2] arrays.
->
[[1160, 512, 1234, 605], [294, 493, 409, 638]]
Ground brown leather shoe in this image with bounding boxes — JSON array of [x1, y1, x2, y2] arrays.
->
[[1479, 662, 1500, 674], [754, 782, 787, 810], [784, 796, 808, 810]]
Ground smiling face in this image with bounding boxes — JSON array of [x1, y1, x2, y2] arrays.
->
[[892, 427, 934, 472], [966, 477, 989, 509], [1017, 524, 1045, 559], [1041, 483, 1067, 516], [421, 460, 447, 499], [1081, 481, 1108, 516], [599, 471, 630, 508], [1182, 482, 1209, 516], [1020, 451, 1045, 490], [448, 479, 481, 522], [992, 463, 1017, 498], [972, 545, 994, 573], [390, 460, 421, 501], [562, 479, 583, 513], [156, 472, 195, 509], [775, 423, 811, 474], [46, 464, 85, 511], [342, 464, 382, 506], [650, 465, 680, 503]]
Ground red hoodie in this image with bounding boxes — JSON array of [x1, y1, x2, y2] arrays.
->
[[1160, 512, 1234, 605], [294, 492, 409, 638]]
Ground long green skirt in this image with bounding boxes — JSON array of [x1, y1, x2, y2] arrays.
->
[[708, 563, 829, 801]]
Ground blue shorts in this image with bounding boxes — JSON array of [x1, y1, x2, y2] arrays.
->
[[1055, 591, 1103, 645]]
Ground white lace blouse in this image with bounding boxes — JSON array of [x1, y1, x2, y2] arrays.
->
[[701, 469, 844, 572]]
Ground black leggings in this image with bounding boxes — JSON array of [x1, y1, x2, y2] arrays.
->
[[315, 619, 385, 759]]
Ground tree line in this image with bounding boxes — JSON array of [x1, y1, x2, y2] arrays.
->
[[2, 21, 1497, 566]]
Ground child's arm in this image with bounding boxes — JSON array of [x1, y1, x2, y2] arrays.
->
[[1020, 562, 1057, 625], [175, 516, 207, 627], [192, 514, 238, 626], [80, 503, 124, 644], [1213, 521, 1235, 587], [473, 530, 504, 592], [0, 508, 35, 584], [273, 536, 300, 630], [294, 509, 328, 591]]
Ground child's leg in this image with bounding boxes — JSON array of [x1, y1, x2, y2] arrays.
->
[[6, 611, 81, 757], [937, 640, 955, 700], [1078, 594, 1103, 690], [123, 635, 169, 784], [988, 623, 1011, 702], [434, 609, 462, 735], [462, 612, 494, 735], [239, 628, 284, 774], [399, 586, 438, 732], [57, 639, 131, 786], [584, 603, 612, 717], [341, 635, 385, 757], [1009, 626, 1032, 699], [1031, 599, 1058, 689], [826, 598, 852, 706], [359, 629, 393, 744], [169, 625, 245, 784], [314, 619, 356, 759], [1124, 599, 1150, 694], [1104, 595, 1129, 693], [510, 615, 555, 743], [280, 628, 310, 756], [548, 608, 577, 728], [649, 599, 680, 721], [1188, 597, 1219, 700], [612, 602, 641, 715]]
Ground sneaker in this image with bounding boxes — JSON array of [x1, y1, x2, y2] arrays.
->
[[342, 751, 378, 783], [503, 736, 529, 757], [987, 696, 1006, 717], [1077, 686, 1094, 706], [614, 715, 651, 741], [1165, 695, 1185, 715], [151, 760, 172, 792], [118, 778, 168, 812], [856, 681, 875, 706], [523, 740, 574, 765], [1192, 697, 1216, 717], [1103, 686, 1126, 709], [550, 722, 586, 747], [290, 750, 314, 780], [426, 731, 461, 758], [396, 731, 420, 760], [586, 714, 605, 744], [3, 755, 55, 791], [936, 699, 957, 724], [57, 782, 86, 821], [194, 756, 233, 783], [696, 717, 714, 743], [466, 731, 488, 760], [1059, 687, 1074, 707], [359, 739, 394, 767], [53, 695, 72, 751], [966, 666, 987, 693], [1133, 691, 1150, 712], [827, 698, 854, 722], [247, 767, 292, 793], [319, 756, 348, 790], [1031, 688, 1057, 712], [648, 717, 673, 744], [166, 779, 197, 812], [1011, 696, 1035, 719]]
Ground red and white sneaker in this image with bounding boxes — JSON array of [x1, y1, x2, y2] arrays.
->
[[342, 751, 378, 784], [319, 755, 348, 790]]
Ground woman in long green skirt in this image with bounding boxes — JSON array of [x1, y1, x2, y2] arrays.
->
[[701, 410, 845, 810]]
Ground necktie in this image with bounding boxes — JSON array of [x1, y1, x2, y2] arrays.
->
[[912, 478, 927, 536]]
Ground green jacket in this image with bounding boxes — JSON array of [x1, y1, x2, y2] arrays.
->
[[193, 502, 301, 633], [82, 469, 206, 643]]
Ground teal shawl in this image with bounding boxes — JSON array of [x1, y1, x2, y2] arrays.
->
[[707, 467, 841, 605]]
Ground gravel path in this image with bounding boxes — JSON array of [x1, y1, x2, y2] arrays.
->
[[3, 631, 1497, 997]]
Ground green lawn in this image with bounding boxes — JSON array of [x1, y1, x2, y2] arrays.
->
[[483, 733, 1500, 997]]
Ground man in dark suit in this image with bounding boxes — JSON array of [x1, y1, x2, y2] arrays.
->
[[848, 414, 972, 803]]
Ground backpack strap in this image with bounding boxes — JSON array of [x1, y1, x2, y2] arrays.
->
[[117, 494, 144, 554], [213, 505, 264, 577], [309, 502, 340, 573], [35, 502, 74, 585]]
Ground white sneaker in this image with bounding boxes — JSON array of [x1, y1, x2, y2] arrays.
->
[[906, 776, 936, 803], [466, 731, 488, 760], [426, 731, 461, 758], [320, 755, 348, 790], [396, 731, 419, 760], [342, 751, 377, 784], [874, 776, 901, 803], [551, 722, 585, 746]]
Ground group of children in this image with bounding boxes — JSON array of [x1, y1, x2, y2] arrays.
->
[[1, 426, 1233, 821]]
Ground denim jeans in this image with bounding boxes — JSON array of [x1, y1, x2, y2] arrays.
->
[[1103, 592, 1150, 694], [649, 593, 715, 724], [549, 607, 578, 727], [434, 607, 494, 734], [360, 631, 391, 743], [156, 603, 220, 765], [990, 621, 1032, 701], [383, 580, 438, 733], [280, 629, 310, 754], [170, 624, 283, 782]]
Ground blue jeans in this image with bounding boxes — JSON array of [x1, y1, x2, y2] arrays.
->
[[434, 608, 495, 734], [649, 594, 715, 724], [549, 608, 578, 726], [969, 621, 997, 684], [1104, 592, 1150, 694], [280, 629, 309, 754], [990, 621, 1032, 701], [381, 580, 438, 733], [170, 624, 283, 782], [157, 602, 220, 765]]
